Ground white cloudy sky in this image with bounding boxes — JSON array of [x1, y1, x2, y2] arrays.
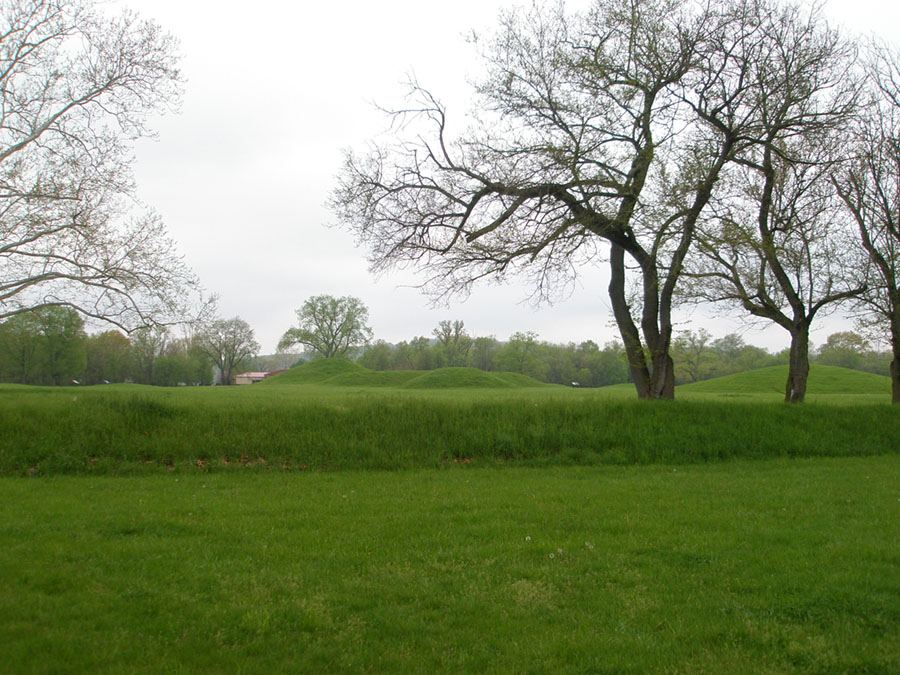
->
[[122, 0, 898, 353]]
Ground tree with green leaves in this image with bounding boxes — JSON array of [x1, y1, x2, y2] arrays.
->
[[278, 295, 373, 359], [359, 340, 394, 371], [129, 326, 169, 384], [0, 307, 86, 384], [0, 312, 41, 382], [469, 336, 500, 371], [672, 328, 713, 383], [433, 320, 472, 367], [495, 331, 546, 380], [196, 317, 259, 386], [85, 331, 133, 384], [815, 332, 871, 371]]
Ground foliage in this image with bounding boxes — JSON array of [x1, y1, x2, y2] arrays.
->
[[0, 307, 86, 384], [671, 328, 713, 383], [128, 326, 169, 384], [432, 320, 472, 367], [812, 331, 890, 376], [359, 330, 635, 387], [671, 330, 784, 384], [84, 331, 132, 385], [195, 317, 259, 385], [494, 331, 547, 381], [151, 338, 211, 387], [0, 316, 219, 386], [278, 295, 373, 359]]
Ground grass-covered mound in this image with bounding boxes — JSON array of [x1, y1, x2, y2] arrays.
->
[[325, 370, 422, 387], [261, 359, 548, 389], [680, 364, 891, 396], [259, 358, 365, 384], [402, 367, 547, 389]]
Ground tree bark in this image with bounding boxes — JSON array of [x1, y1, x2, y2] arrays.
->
[[607, 244, 676, 400], [890, 316, 900, 404], [785, 328, 810, 403], [649, 349, 676, 399], [890, 357, 900, 404], [609, 244, 657, 399]]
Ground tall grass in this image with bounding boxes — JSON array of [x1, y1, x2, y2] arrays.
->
[[1, 381, 897, 475]]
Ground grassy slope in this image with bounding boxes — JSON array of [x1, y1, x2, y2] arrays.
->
[[260, 358, 550, 389], [680, 364, 892, 396], [1, 374, 898, 475], [2, 458, 898, 672], [257, 358, 366, 384], [262, 359, 890, 395]]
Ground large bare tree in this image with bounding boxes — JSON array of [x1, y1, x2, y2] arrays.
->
[[686, 0, 861, 402], [833, 43, 900, 403], [691, 145, 863, 403], [331, 0, 837, 399], [0, 0, 201, 330]]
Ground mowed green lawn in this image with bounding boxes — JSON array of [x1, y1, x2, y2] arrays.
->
[[2, 459, 899, 672], [1, 362, 899, 672]]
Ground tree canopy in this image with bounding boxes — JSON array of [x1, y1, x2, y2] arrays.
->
[[278, 295, 373, 359], [332, 0, 863, 400], [0, 0, 203, 331], [196, 317, 260, 385]]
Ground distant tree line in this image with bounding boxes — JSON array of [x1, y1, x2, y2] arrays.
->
[[2, 295, 892, 388], [669, 329, 891, 384], [358, 327, 633, 387], [352, 320, 892, 388], [0, 308, 264, 386]]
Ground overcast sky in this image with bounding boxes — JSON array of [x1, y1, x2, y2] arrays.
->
[[123, 0, 899, 353]]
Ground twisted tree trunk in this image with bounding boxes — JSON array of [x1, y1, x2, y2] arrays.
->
[[785, 327, 810, 403]]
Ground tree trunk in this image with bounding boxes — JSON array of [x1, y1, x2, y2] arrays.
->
[[890, 320, 900, 403], [609, 244, 651, 398], [608, 244, 675, 400], [890, 357, 900, 404], [649, 350, 676, 399], [891, 313, 900, 404], [618, 337, 675, 400], [785, 329, 810, 403]]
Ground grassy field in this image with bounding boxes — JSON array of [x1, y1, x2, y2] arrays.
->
[[2, 361, 898, 672], [2, 458, 899, 672]]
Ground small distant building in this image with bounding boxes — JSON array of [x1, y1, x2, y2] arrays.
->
[[233, 370, 287, 385], [234, 372, 270, 385]]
